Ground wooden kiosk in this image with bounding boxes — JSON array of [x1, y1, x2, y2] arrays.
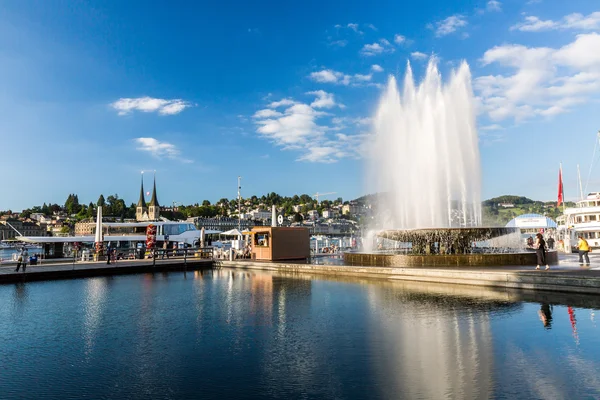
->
[[251, 226, 310, 261]]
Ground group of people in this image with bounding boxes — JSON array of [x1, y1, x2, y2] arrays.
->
[[529, 233, 592, 269]]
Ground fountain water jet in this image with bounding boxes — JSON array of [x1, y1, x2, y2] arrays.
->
[[345, 59, 558, 266], [369, 59, 481, 229]]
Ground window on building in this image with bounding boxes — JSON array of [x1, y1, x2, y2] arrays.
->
[[254, 233, 269, 247]]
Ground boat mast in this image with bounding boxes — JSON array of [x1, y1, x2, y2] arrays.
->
[[577, 164, 584, 201], [237, 176, 242, 232], [584, 130, 600, 195]]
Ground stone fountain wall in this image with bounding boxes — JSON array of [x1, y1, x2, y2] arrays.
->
[[343, 251, 559, 267]]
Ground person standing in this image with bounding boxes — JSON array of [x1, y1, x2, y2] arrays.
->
[[14, 247, 29, 272], [577, 235, 590, 266], [535, 233, 549, 270], [547, 236, 555, 250], [162, 240, 169, 259]]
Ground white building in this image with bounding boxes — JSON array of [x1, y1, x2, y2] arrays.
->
[[249, 209, 271, 220], [307, 210, 319, 220], [322, 209, 339, 219], [342, 203, 361, 215]]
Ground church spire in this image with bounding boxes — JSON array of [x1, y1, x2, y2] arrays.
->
[[149, 172, 159, 207], [137, 172, 147, 208]]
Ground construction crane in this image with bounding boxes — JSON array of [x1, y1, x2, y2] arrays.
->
[[313, 192, 337, 203]]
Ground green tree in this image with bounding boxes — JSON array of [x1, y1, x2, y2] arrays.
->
[[86, 202, 95, 218], [97, 194, 106, 207]]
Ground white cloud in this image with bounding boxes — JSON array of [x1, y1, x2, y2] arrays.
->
[[306, 90, 342, 109], [253, 109, 283, 119], [429, 14, 468, 37], [268, 98, 298, 108], [480, 124, 503, 131], [371, 64, 384, 72], [411, 51, 428, 60], [308, 68, 378, 86], [367, 23, 378, 31], [252, 95, 367, 163], [487, 1, 502, 12], [511, 12, 600, 32], [394, 34, 406, 44], [134, 137, 192, 163], [297, 146, 344, 163], [309, 69, 343, 83], [111, 97, 191, 116], [354, 73, 372, 81], [475, 33, 600, 122], [360, 38, 395, 56], [328, 39, 348, 47], [347, 23, 363, 34]]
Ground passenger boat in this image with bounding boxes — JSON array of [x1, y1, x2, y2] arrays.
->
[[558, 192, 600, 252]]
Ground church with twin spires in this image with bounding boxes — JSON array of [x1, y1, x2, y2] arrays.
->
[[136, 174, 160, 221]]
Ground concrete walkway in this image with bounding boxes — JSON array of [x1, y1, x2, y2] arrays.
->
[[0, 257, 213, 284], [222, 253, 600, 295]]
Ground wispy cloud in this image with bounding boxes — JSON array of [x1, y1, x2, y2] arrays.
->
[[367, 23, 378, 31], [307, 90, 344, 109], [511, 12, 600, 32], [428, 14, 468, 37], [411, 51, 428, 60], [334, 23, 364, 35], [308, 68, 378, 86], [134, 137, 193, 163], [111, 97, 191, 116], [394, 34, 406, 45], [371, 64, 384, 72], [360, 39, 395, 56], [487, 1, 502, 12]]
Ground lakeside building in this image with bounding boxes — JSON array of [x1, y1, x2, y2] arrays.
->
[[322, 209, 340, 219], [187, 217, 264, 232], [0, 219, 47, 239], [342, 203, 361, 215]]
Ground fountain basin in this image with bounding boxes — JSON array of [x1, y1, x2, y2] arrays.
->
[[343, 251, 559, 267], [347, 227, 558, 267]]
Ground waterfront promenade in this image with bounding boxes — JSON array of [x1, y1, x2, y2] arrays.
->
[[0, 257, 213, 284], [3, 252, 600, 295]]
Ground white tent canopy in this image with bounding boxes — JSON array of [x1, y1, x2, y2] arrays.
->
[[220, 229, 243, 236]]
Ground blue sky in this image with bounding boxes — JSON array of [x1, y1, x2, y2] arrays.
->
[[1, 0, 599, 210]]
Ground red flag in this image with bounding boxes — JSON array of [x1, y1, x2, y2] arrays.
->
[[558, 167, 564, 206]]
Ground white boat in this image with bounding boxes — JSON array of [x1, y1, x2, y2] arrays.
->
[[558, 193, 600, 252]]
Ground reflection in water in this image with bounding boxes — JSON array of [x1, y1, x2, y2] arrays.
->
[[2, 270, 600, 399], [12, 282, 28, 308], [539, 303, 553, 329], [367, 283, 497, 399], [567, 306, 579, 345]]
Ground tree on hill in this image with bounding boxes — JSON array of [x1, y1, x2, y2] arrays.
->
[[482, 195, 534, 207]]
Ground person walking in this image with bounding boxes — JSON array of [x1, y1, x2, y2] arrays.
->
[[577, 235, 590, 266], [14, 247, 29, 272], [535, 233, 549, 270]]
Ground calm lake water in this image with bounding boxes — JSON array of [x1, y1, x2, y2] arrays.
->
[[1, 269, 599, 399]]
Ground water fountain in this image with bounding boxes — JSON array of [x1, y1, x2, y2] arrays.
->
[[344, 59, 557, 267]]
